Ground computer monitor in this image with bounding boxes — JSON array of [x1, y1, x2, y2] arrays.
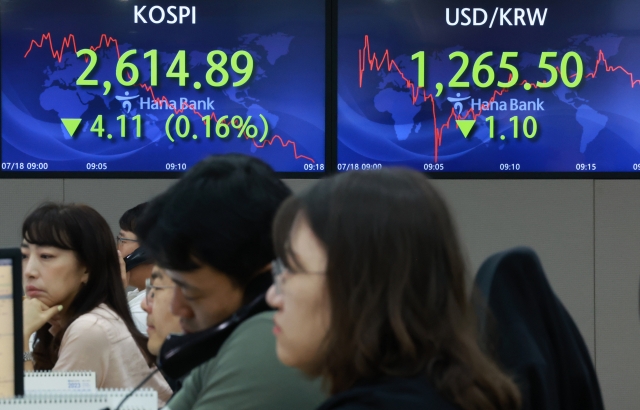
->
[[1, 0, 327, 176], [0, 248, 23, 398], [336, 0, 640, 176]]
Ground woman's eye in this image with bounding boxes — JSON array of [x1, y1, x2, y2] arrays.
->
[[21, 254, 28, 260], [40, 254, 53, 259]]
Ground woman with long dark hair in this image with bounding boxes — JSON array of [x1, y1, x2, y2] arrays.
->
[[267, 169, 521, 410], [21, 203, 171, 405]]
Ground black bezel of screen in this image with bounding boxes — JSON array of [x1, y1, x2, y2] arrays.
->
[[330, 0, 640, 179], [425, 172, 640, 179], [0, 248, 23, 397], [4, 1, 640, 179], [0, 1, 332, 179]]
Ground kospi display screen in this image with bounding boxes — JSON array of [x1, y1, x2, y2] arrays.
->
[[337, 0, 640, 174], [1, 0, 326, 174]]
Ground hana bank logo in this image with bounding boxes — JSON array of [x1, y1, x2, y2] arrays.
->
[[115, 93, 215, 112], [447, 93, 470, 115], [115, 91, 140, 114]]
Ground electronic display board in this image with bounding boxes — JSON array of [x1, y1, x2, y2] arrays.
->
[[1, 0, 326, 174], [0, 249, 23, 398], [337, 0, 640, 174]]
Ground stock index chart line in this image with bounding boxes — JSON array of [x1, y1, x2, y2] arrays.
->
[[23, 32, 315, 164], [358, 35, 639, 162], [24, 32, 121, 62]]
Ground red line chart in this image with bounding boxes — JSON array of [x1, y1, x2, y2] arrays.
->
[[358, 35, 639, 162], [586, 49, 640, 87], [24, 33, 315, 163], [24, 33, 121, 62]]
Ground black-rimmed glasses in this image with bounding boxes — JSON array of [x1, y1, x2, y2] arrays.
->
[[116, 236, 139, 247], [271, 258, 324, 295], [145, 278, 176, 306]]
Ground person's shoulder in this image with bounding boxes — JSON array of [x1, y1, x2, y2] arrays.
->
[[61, 309, 111, 349], [200, 311, 274, 367], [237, 310, 274, 327], [68, 305, 111, 328], [231, 311, 274, 336], [67, 304, 125, 342], [188, 310, 325, 409], [317, 377, 459, 410], [128, 289, 146, 304], [209, 310, 270, 349], [216, 310, 320, 383]]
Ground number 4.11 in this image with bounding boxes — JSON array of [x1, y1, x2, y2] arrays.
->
[[90, 115, 142, 138]]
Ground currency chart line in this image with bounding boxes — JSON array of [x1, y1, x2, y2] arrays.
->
[[586, 49, 640, 87], [24, 33, 315, 163], [358, 35, 639, 162]]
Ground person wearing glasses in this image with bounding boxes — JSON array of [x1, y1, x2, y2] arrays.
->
[[140, 267, 180, 356], [266, 169, 521, 410], [118, 202, 153, 336], [140, 266, 183, 392], [135, 154, 324, 410]]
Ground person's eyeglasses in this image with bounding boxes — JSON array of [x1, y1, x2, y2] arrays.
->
[[145, 278, 176, 306], [271, 258, 324, 295], [116, 236, 140, 247]]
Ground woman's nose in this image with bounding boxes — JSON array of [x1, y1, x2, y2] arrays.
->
[[23, 255, 38, 279]]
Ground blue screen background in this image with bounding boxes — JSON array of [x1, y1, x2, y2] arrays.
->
[[1, 0, 325, 173], [337, 0, 640, 173]]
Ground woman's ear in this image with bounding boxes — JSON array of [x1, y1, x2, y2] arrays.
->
[[81, 271, 89, 284]]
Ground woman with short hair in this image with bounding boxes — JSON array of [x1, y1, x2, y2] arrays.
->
[[267, 169, 521, 410]]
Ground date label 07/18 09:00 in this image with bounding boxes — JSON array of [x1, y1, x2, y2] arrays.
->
[[2, 162, 49, 170], [337, 163, 382, 171]]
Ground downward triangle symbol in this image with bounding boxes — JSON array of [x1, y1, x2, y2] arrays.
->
[[456, 119, 476, 138], [61, 119, 82, 137]]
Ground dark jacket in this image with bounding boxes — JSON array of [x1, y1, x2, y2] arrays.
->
[[315, 376, 459, 410], [474, 247, 604, 410]]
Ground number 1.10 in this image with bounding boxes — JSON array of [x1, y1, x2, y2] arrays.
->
[[486, 116, 538, 140]]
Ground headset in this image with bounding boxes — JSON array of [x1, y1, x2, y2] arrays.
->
[[124, 246, 151, 272], [157, 292, 272, 379]]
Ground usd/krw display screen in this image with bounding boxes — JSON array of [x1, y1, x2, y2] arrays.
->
[[337, 0, 640, 173], [1, 0, 325, 174]]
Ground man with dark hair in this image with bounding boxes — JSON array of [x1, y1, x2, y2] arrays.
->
[[136, 154, 324, 410], [118, 202, 153, 336]]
